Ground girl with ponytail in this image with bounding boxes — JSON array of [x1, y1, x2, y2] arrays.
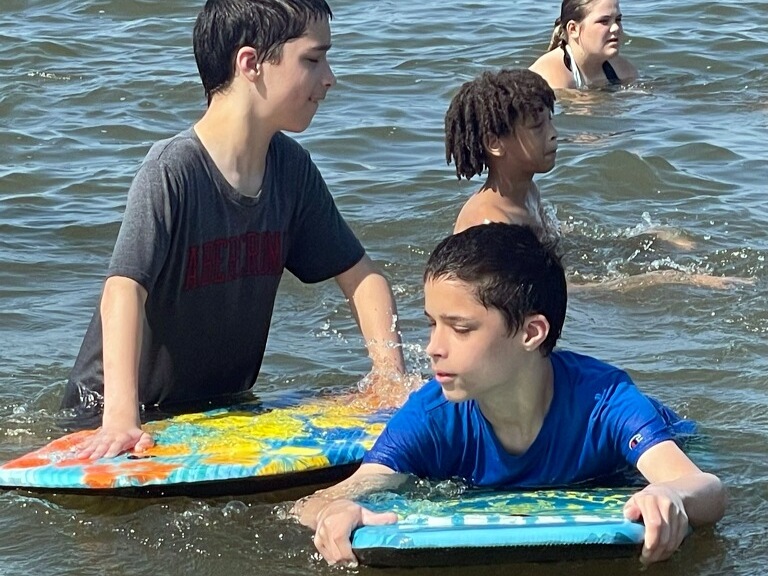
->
[[529, 0, 636, 89]]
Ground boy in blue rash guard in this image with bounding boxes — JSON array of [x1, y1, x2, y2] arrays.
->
[[296, 223, 726, 567]]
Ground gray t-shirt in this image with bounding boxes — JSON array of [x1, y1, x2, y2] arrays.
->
[[63, 129, 364, 411]]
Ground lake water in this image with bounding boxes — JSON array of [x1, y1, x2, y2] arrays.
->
[[0, 0, 766, 574]]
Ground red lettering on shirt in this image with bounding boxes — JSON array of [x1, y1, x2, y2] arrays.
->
[[183, 245, 199, 290], [227, 236, 242, 281], [245, 232, 260, 277], [183, 231, 284, 291], [262, 231, 281, 274]]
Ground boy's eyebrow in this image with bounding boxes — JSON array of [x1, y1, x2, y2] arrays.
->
[[309, 43, 332, 52], [424, 310, 472, 323]]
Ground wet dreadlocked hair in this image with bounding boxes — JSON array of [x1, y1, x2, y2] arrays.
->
[[444, 68, 556, 181], [546, 0, 600, 70]]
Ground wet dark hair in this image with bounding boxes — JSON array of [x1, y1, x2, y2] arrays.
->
[[424, 223, 567, 356], [193, 0, 332, 104], [444, 68, 556, 181]]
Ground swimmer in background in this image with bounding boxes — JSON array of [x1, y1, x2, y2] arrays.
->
[[529, 0, 637, 90], [446, 68, 752, 291], [447, 69, 560, 241]]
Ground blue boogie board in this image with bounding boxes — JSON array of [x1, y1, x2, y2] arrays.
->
[[351, 488, 645, 566], [0, 393, 395, 498]]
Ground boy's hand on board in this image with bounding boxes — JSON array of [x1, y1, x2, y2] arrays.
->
[[356, 369, 423, 410], [76, 424, 154, 460], [313, 499, 397, 566], [624, 484, 689, 565]]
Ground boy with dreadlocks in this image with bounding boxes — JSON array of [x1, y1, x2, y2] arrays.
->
[[444, 69, 752, 291], [446, 68, 560, 241]]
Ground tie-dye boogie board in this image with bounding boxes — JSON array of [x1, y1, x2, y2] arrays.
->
[[0, 393, 395, 497], [351, 487, 646, 566]]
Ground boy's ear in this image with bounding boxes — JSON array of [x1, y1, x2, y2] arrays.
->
[[521, 314, 550, 351], [483, 134, 505, 158], [235, 46, 262, 80]]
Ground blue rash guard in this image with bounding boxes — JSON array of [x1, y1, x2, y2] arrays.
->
[[363, 350, 693, 488]]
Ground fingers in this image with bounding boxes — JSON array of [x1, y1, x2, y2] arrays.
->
[[102, 437, 130, 459], [74, 438, 98, 460], [134, 432, 155, 452], [75, 432, 117, 460], [361, 509, 398, 526], [629, 488, 689, 565], [74, 428, 153, 460], [640, 504, 670, 565], [312, 503, 397, 566], [315, 533, 357, 567], [623, 498, 641, 522], [313, 521, 358, 566]]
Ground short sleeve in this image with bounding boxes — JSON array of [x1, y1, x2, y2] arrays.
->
[[601, 380, 679, 466], [107, 157, 175, 291], [282, 148, 364, 283]]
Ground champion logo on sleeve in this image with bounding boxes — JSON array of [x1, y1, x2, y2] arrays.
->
[[628, 433, 643, 450]]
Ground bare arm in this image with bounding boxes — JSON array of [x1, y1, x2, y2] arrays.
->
[[294, 463, 407, 565], [77, 275, 154, 459], [335, 254, 405, 376], [627, 440, 726, 564], [295, 463, 405, 529]]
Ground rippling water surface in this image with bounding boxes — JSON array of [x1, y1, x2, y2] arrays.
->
[[1, 0, 766, 574]]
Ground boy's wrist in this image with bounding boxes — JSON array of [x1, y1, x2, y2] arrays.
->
[[102, 401, 141, 429]]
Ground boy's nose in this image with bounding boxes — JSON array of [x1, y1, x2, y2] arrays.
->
[[325, 64, 336, 89], [425, 332, 444, 359], [546, 119, 558, 141]]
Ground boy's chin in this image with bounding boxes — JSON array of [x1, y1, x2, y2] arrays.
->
[[281, 113, 317, 134], [282, 121, 313, 134], [539, 159, 556, 173], [439, 386, 469, 404]]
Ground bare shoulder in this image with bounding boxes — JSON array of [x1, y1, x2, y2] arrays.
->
[[454, 193, 530, 233], [454, 197, 490, 233], [529, 50, 574, 89]]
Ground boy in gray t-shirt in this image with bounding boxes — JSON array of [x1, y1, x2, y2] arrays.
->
[[64, 0, 406, 460]]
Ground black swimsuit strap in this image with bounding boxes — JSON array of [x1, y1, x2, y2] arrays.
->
[[602, 61, 621, 85]]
